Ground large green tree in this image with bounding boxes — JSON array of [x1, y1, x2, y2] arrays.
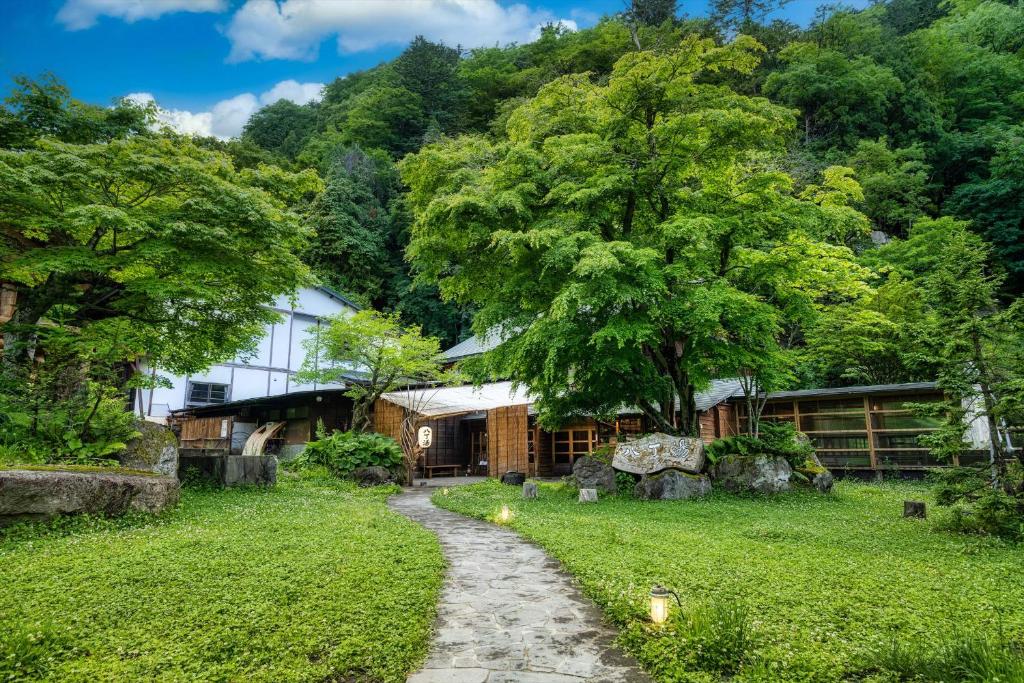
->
[[241, 98, 318, 162], [0, 134, 317, 379], [0, 73, 152, 148], [401, 37, 869, 436]]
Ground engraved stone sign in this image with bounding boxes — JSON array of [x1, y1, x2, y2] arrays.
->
[[612, 433, 705, 475]]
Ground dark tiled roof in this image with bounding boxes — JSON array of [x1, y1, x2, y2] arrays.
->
[[695, 379, 746, 411], [442, 329, 508, 361], [764, 382, 939, 400]]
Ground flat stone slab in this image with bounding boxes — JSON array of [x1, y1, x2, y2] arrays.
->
[[390, 489, 650, 682], [612, 433, 704, 475], [0, 469, 179, 526]]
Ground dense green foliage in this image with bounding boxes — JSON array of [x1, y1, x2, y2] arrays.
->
[[0, 78, 317, 462], [400, 34, 878, 436], [705, 422, 814, 468], [0, 476, 444, 682], [217, 1, 1024, 355], [434, 479, 1024, 682], [292, 427, 403, 478]]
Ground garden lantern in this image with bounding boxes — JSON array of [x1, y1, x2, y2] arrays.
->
[[650, 585, 680, 624], [499, 504, 511, 522]]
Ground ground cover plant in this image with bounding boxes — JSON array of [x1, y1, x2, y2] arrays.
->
[[434, 480, 1024, 682], [0, 474, 444, 682]]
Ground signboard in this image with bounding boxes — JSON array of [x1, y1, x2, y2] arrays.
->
[[417, 426, 433, 449]]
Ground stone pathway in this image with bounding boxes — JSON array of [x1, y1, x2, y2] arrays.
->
[[389, 489, 651, 683]]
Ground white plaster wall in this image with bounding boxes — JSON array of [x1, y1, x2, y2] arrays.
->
[[138, 287, 357, 418]]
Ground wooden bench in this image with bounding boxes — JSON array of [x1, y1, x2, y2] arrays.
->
[[423, 465, 464, 478]]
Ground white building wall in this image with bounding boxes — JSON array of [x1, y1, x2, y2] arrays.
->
[[139, 287, 357, 418]]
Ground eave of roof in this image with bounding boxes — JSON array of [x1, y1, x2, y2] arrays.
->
[[762, 381, 939, 401], [316, 284, 362, 311]]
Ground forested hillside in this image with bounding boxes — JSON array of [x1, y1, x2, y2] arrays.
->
[[222, 0, 1022, 357]]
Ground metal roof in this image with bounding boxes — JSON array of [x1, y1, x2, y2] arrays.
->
[[381, 378, 746, 420], [381, 381, 533, 419], [696, 379, 746, 411], [316, 285, 362, 311], [442, 329, 508, 361], [763, 382, 939, 400]]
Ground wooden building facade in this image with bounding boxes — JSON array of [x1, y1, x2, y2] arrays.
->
[[170, 389, 355, 456], [376, 380, 990, 479], [732, 383, 990, 471], [373, 381, 741, 479]]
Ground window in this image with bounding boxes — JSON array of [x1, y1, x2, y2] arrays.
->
[[552, 427, 597, 474], [187, 382, 229, 407]]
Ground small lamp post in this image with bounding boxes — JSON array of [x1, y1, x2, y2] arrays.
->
[[650, 585, 680, 625], [499, 504, 511, 522]]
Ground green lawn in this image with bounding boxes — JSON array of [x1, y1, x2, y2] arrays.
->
[[434, 479, 1024, 682], [1, 474, 445, 682]]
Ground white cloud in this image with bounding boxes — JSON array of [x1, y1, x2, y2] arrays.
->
[[224, 0, 577, 62], [259, 79, 324, 106], [125, 79, 324, 140], [57, 0, 227, 31]]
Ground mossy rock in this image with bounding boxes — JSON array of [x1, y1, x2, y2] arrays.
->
[[118, 421, 178, 476]]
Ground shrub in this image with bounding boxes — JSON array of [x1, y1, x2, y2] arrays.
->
[[0, 380, 137, 466], [292, 427, 403, 478], [615, 470, 637, 495], [932, 464, 1024, 540], [705, 422, 814, 469]]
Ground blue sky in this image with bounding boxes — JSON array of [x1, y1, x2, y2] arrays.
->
[[0, 0, 861, 138]]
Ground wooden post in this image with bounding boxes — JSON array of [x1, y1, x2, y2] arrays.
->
[[579, 488, 598, 503], [904, 501, 926, 518], [864, 396, 878, 471], [523, 482, 538, 499]]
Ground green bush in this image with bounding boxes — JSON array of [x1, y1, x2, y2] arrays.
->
[[0, 380, 137, 466], [615, 470, 637, 495], [932, 464, 1024, 540], [291, 427, 403, 478], [706, 422, 815, 469]]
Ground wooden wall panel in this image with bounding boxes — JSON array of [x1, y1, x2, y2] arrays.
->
[[716, 404, 737, 438], [372, 399, 406, 443], [179, 416, 233, 450], [699, 411, 717, 444], [486, 405, 529, 477]]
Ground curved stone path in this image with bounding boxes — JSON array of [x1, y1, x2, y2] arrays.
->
[[389, 488, 651, 683]]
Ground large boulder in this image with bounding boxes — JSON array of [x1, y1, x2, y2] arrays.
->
[[613, 433, 705, 475], [710, 455, 792, 494], [0, 469, 179, 526], [118, 420, 178, 476], [572, 456, 616, 493], [351, 466, 394, 487], [635, 470, 712, 500]]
